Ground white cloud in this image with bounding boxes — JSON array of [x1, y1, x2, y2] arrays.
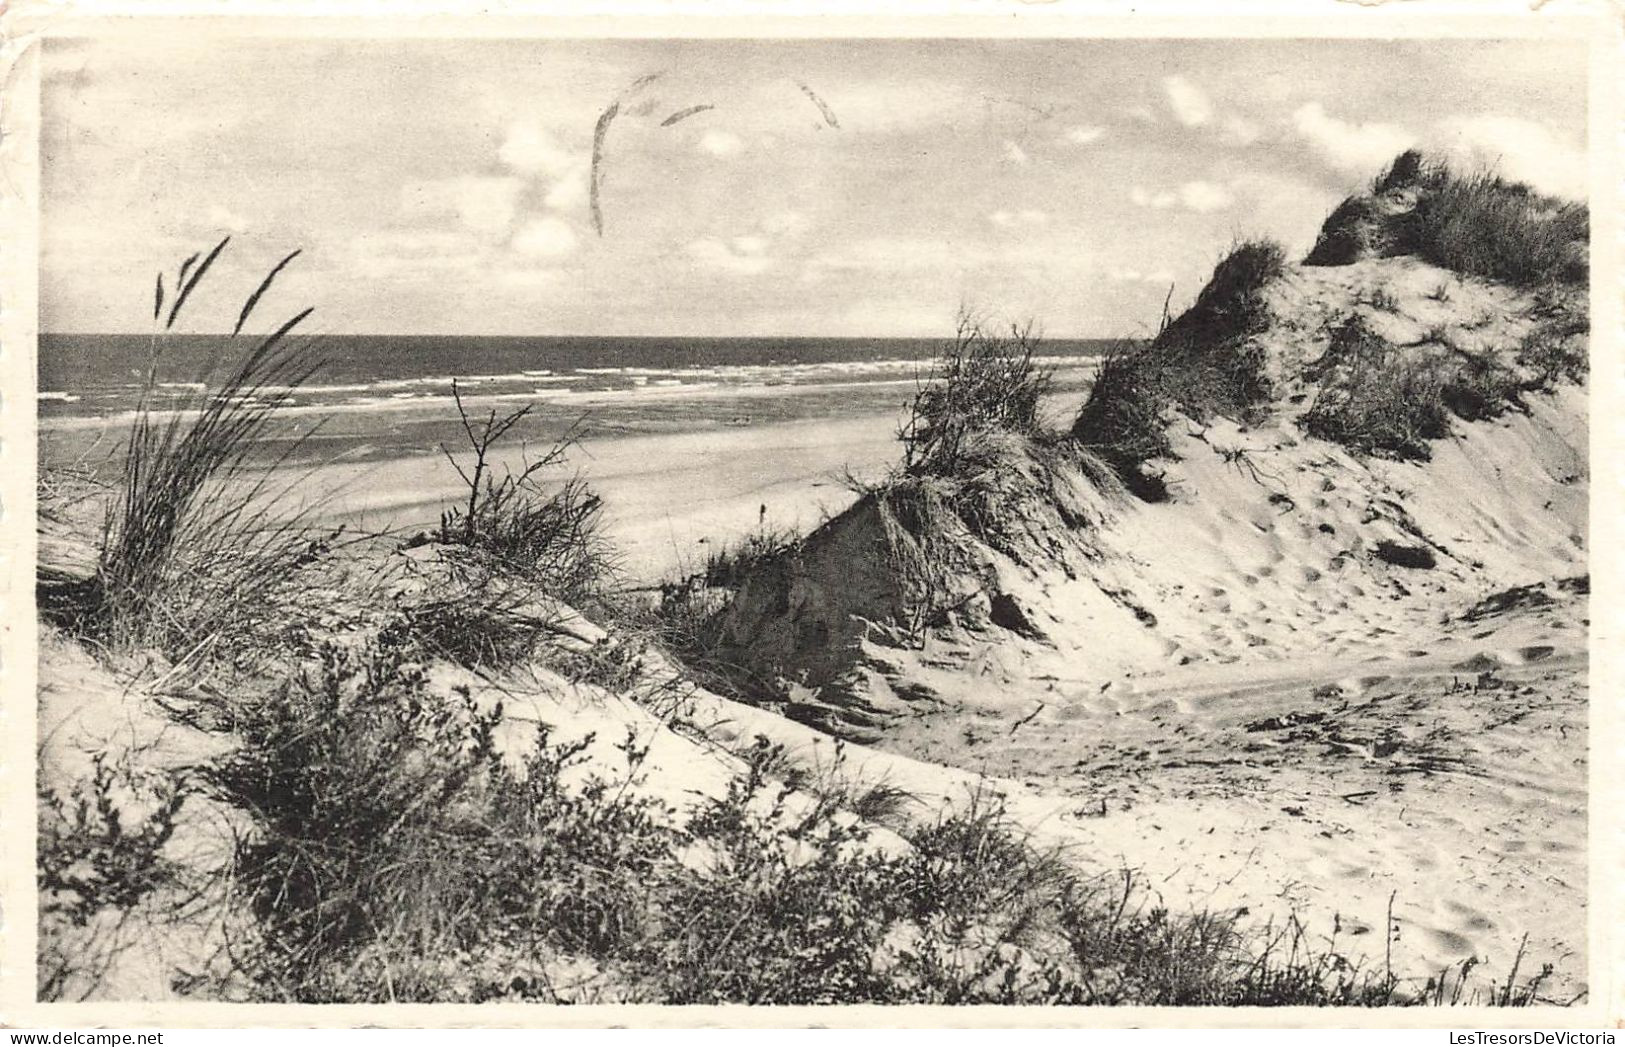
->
[[1130, 182, 1233, 212], [688, 236, 772, 275], [1164, 75, 1214, 127], [1002, 140, 1030, 165], [206, 204, 250, 233], [1431, 114, 1586, 199], [1062, 125, 1107, 146], [1111, 267, 1175, 284], [499, 122, 579, 178], [1179, 181, 1234, 212], [1220, 115, 1263, 146], [511, 216, 578, 259], [401, 176, 524, 239], [989, 209, 1048, 228], [698, 129, 745, 157], [731, 234, 768, 255], [1293, 102, 1416, 175], [1130, 186, 1177, 210], [543, 166, 590, 212]]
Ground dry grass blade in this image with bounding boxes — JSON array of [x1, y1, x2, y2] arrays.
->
[[86, 240, 327, 661], [165, 235, 230, 330], [234, 248, 303, 336]]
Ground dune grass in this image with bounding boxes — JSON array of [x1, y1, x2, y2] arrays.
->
[[61, 241, 330, 664], [1300, 309, 1577, 461], [1072, 239, 1286, 495], [1307, 149, 1587, 288]]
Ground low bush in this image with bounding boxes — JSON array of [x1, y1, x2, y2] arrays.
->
[[900, 313, 1052, 478], [1404, 166, 1588, 288], [1305, 149, 1587, 288], [211, 641, 674, 1001], [435, 383, 615, 608], [1301, 319, 1451, 460], [207, 642, 1562, 1004], [1302, 311, 1563, 460]]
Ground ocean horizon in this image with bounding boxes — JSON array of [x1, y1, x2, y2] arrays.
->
[[38, 333, 1118, 421]]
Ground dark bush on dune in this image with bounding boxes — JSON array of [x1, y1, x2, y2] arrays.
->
[[1072, 239, 1286, 495], [900, 313, 1052, 478], [1305, 149, 1588, 289]]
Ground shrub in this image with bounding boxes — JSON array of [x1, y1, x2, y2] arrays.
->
[[1304, 195, 1386, 267], [1372, 148, 1427, 195], [1302, 312, 1555, 460], [1301, 319, 1451, 460], [37, 751, 189, 1000], [80, 240, 327, 661], [1516, 316, 1589, 387], [901, 313, 1052, 477], [1307, 150, 1587, 287], [211, 641, 675, 1001], [435, 382, 615, 607], [1073, 239, 1285, 491], [208, 646, 1564, 1004]]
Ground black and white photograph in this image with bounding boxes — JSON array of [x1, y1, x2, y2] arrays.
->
[[5, 7, 1616, 1024]]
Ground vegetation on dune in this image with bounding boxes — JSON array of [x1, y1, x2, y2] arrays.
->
[[383, 385, 618, 671], [1302, 305, 1584, 462], [1072, 239, 1287, 496], [1306, 149, 1588, 288], [899, 313, 1052, 476], [39, 241, 338, 666], [204, 647, 1548, 1004]]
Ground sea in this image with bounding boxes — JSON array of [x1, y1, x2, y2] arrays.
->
[[38, 333, 1112, 465]]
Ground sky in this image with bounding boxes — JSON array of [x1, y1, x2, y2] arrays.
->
[[39, 35, 1590, 338]]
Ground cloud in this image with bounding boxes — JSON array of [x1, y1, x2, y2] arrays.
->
[[688, 236, 772, 275], [543, 166, 590, 212], [1061, 125, 1106, 146], [401, 176, 524, 239], [1179, 181, 1234, 212], [1293, 102, 1415, 175], [1130, 186, 1176, 210], [1164, 75, 1214, 127], [499, 122, 579, 178], [511, 216, 579, 259], [206, 204, 251, 233], [1130, 182, 1234, 212], [1002, 140, 1030, 165], [1431, 114, 1587, 199], [698, 129, 745, 157], [989, 209, 1048, 228], [1110, 267, 1175, 284]]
